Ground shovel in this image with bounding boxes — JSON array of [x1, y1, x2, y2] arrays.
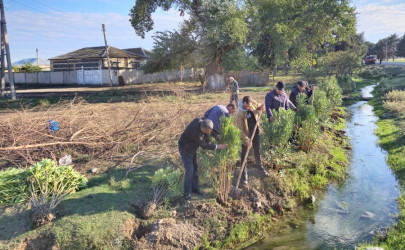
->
[[231, 110, 262, 198]]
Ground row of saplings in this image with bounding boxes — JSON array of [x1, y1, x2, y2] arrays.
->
[[0, 78, 342, 227], [135, 77, 343, 218]]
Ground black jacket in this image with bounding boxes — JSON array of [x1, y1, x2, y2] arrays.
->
[[178, 118, 216, 156]]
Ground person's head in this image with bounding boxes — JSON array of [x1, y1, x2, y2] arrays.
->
[[200, 119, 213, 134], [296, 81, 306, 91], [242, 96, 252, 110], [226, 103, 236, 115], [229, 77, 234, 82], [275, 81, 285, 95]]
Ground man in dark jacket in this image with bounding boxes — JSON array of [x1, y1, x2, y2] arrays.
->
[[203, 103, 235, 139], [265, 81, 297, 122], [178, 118, 227, 200], [289, 80, 315, 107]]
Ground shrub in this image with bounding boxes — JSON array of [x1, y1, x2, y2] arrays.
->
[[385, 90, 405, 102], [294, 96, 317, 125], [296, 119, 319, 153], [377, 77, 393, 94], [150, 166, 183, 205], [318, 77, 342, 107], [262, 109, 295, 148], [313, 90, 332, 122], [200, 116, 240, 205], [0, 168, 29, 205], [28, 159, 87, 209], [337, 75, 354, 94]]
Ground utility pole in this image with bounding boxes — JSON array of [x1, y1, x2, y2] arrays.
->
[[36, 48, 38, 66], [0, 0, 16, 100], [1, 19, 5, 98], [101, 24, 113, 87]]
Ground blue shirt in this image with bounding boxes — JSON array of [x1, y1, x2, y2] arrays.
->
[[203, 105, 230, 133]]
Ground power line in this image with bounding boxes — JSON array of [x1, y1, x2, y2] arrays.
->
[[29, 0, 65, 13], [9, 0, 49, 15], [8, 25, 69, 42]]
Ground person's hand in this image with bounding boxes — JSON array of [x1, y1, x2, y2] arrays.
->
[[217, 144, 227, 150], [247, 141, 252, 149], [269, 117, 274, 122], [311, 86, 316, 91], [258, 104, 265, 111]]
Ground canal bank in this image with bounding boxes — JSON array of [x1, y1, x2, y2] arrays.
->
[[248, 85, 400, 249]]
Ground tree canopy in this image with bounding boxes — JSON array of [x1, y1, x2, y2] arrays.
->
[[129, 0, 358, 88]]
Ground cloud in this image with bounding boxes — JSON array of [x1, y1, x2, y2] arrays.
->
[[356, 2, 405, 42], [7, 9, 185, 61]]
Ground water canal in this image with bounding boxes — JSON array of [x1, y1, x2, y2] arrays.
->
[[248, 85, 400, 249]]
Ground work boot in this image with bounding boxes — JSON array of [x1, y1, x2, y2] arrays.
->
[[258, 165, 269, 177], [192, 189, 205, 196], [184, 193, 192, 201]]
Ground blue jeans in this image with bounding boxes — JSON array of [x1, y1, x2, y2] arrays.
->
[[179, 147, 199, 196]]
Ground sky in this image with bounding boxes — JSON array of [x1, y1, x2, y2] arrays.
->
[[3, 0, 405, 63]]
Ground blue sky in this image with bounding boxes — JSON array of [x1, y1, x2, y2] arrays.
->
[[4, 0, 405, 62]]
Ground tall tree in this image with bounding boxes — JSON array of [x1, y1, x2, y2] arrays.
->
[[129, 0, 249, 89], [397, 34, 405, 57], [251, 0, 356, 70]]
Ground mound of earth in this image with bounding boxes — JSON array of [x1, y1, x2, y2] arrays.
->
[[135, 218, 203, 249]]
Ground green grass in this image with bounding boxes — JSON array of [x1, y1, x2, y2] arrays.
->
[[0, 165, 158, 248]]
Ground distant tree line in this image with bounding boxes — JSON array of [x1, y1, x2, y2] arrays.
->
[[366, 33, 405, 60]]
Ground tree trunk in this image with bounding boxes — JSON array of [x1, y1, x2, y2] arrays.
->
[[204, 46, 232, 90]]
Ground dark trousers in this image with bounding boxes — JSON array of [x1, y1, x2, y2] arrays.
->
[[230, 93, 238, 107], [179, 147, 199, 196], [240, 132, 262, 182]]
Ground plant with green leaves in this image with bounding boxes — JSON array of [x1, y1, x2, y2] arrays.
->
[[150, 166, 183, 206], [296, 118, 320, 153], [261, 109, 295, 170], [28, 159, 87, 210], [313, 90, 332, 122], [377, 77, 393, 94], [200, 116, 240, 205], [294, 95, 317, 125], [0, 168, 29, 205], [138, 166, 183, 219], [318, 77, 342, 108]]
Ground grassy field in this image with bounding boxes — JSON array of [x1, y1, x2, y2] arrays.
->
[[0, 75, 351, 249]]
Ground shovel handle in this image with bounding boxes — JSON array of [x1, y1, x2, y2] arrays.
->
[[233, 110, 262, 194]]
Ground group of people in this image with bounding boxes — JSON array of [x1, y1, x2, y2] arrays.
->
[[178, 77, 315, 200]]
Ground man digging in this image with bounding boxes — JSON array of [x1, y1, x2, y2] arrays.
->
[[178, 118, 227, 200], [235, 96, 269, 187]]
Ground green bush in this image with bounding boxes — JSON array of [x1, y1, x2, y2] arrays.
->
[[0, 168, 29, 205], [199, 116, 241, 204], [28, 159, 88, 209], [358, 67, 388, 79], [337, 75, 354, 94], [262, 109, 295, 148], [318, 77, 342, 107], [0, 159, 87, 207], [294, 96, 317, 125], [151, 166, 183, 205], [313, 90, 332, 122], [296, 119, 319, 153], [377, 77, 393, 94]]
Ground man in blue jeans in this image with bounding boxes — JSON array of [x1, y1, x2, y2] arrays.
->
[[178, 118, 227, 200]]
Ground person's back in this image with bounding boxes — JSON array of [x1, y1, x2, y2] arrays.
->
[[204, 105, 230, 136]]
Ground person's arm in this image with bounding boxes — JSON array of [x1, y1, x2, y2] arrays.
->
[[265, 94, 274, 120], [287, 99, 297, 111], [289, 91, 298, 107]]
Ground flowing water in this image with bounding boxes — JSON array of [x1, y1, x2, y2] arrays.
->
[[248, 85, 400, 249]]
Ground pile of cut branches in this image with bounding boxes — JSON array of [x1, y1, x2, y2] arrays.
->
[[0, 98, 186, 167]]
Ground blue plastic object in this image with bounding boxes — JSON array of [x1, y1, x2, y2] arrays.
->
[[48, 120, 59, 132]]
